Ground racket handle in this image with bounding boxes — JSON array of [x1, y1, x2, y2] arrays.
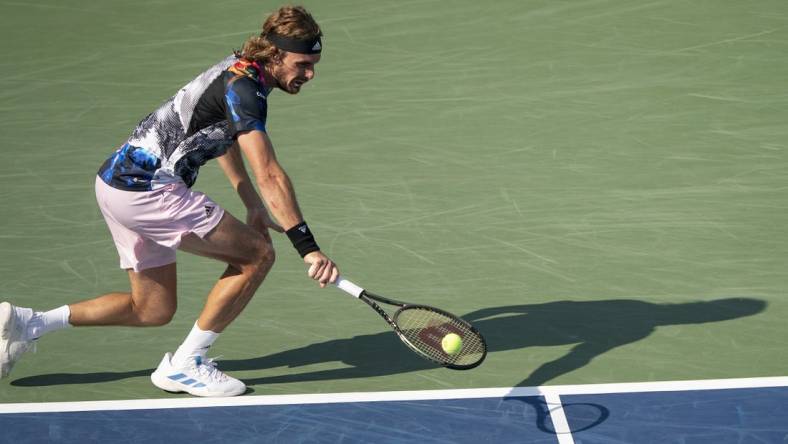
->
[[335, 276, 364, 298]]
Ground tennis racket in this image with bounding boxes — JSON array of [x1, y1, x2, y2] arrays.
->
[[334, 277, 487, 370]]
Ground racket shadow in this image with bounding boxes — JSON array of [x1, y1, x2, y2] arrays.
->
[[226, 297, 765, 388], [510, 396, 610, 435]]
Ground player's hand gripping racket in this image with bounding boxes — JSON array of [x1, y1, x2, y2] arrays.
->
[[334, 276, 487, 370]]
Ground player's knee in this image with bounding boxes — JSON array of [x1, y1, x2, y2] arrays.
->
[[138, 307, 176, 326], [251, 243, 276, 276], [133, 297, 177, 326], [242, 240, 275, 278], [129, 282, 177, 326]]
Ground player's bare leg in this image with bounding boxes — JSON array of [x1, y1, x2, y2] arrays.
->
[[64, 211, 271, 333], [68, 263, 178, 327], [179, 211, 275, 333], [2, 264, 178, 378], [150, 211, 273, 397]]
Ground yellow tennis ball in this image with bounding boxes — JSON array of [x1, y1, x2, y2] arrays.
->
[[441, 333, 463, 355]]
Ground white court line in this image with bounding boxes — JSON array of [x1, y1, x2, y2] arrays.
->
[[542, 390, 575, 444], [0, 376, 787, 414]]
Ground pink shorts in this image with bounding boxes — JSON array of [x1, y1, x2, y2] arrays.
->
[[95, 176, 225, 272]]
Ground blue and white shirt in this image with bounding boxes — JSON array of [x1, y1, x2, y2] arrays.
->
[[99, 55, 272, 191]]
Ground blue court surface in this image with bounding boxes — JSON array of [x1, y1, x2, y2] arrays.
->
[[2, 377, 786, 443]]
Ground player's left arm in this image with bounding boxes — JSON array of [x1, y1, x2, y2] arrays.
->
[[215, 143, 283, 235]]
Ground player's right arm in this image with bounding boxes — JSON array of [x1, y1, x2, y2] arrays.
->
[[223, 69, 337, 286], [236, 129, 339, 287], [222, 72, 305, 232], [236, 130, 303, 231]]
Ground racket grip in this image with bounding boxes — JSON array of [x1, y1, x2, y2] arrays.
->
[[335, 276, 364, 298]]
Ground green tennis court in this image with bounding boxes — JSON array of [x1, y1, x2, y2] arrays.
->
[[1, 0, 786, 431]]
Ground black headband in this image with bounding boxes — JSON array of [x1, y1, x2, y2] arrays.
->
[[266, 32, 322, 54]]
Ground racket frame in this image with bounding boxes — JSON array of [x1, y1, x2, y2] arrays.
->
[[336, 277, 487, 370]]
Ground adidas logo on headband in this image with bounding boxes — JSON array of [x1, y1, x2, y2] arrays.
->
[[267, 32, 323, 55]]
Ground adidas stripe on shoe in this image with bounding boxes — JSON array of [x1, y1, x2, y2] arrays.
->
[[150, 352, 245, 397]]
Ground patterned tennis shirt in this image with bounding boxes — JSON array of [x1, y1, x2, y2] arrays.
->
[[98, 55, 272, 191]]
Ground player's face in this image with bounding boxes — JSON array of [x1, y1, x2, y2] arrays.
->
[[273, 52, 321, 94]]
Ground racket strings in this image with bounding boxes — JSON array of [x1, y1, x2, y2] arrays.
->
[[395, 308, 485, 367]]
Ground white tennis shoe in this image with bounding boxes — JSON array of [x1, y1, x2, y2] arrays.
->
[[0, 302, 35, 379], [150, 352, 245, 397]]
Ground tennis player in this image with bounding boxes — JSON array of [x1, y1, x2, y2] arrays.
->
[[0, 5, 338, 397]]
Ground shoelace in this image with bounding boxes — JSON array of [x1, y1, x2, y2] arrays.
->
[[191, 356, 228, 382]]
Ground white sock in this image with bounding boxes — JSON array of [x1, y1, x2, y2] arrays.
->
[[26, 305, 71, 340], [171, 322, 219, 366]]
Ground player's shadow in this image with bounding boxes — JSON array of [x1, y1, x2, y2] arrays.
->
[[223, 296, 765, 387], [11, 297, 765, 391]]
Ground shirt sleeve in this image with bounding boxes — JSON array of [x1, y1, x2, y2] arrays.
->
[[224, 76, 267, 136]]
